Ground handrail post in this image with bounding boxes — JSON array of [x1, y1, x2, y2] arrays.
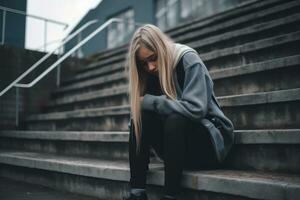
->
[[1, 10, 6, 44], [44, 19, 48, 51], [56, 46, 64, 87], [15, 87, 19, 127], [77, 32, 82, 58]]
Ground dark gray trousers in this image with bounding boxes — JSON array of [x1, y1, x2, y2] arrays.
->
[[129, 110, 219, 196]]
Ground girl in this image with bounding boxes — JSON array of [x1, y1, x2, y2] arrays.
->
[[123, 24, 234, 200]]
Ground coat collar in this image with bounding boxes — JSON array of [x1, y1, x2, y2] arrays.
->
[[171, 43, 198, 70]]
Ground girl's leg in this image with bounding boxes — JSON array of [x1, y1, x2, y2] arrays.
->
[[129, 110, 164, 189], [162, 113, 219, 197], [184, 120, 219, 170], [163, 113, 189, 197]]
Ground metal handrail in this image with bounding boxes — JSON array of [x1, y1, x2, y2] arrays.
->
[[0, 19, 98, 96], [0, 5, 68, 49], [1, 17, 144, 127], [15, 18, 143, 88], [0, 5, 68, 26]]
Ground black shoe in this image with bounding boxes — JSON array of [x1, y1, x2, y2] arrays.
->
[[123, 192, 148, 200]]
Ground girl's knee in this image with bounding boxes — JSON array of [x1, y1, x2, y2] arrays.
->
[[141, 110, 163, 128], [163, 113, 189, 141], [164, 113, 188, 131], [141, 110, 157, 120], [166, 112, 185, 121]]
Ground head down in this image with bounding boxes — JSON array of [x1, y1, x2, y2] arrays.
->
[[126, 24, 178, 152]]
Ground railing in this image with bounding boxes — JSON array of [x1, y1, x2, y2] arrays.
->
[[0, 5, 68, 51], [0, 19, 98, 96], [0, 18, 144, 126]]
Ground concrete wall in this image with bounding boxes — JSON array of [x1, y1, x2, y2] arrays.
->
[[0, 0, 27, 48], [0, 45, 85, 129]]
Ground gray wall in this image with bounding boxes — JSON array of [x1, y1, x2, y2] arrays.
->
[[0, 45, 84, 129], [0, 0, 27, 48]]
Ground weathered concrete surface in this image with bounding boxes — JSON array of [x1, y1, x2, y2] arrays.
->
[[0, 177, 100, 200], [0, 45, 85, 129], [1, 129, 299, 144], [0, 129, 299, 172], [49, 54, 300, 110], [74, 0, 300, 73], [1, 0, 300, 199], [0, 131, 129, 160], [0, 151, 299, 200], [167, 0, 291, 37], [64, 62, 124, 85], [25, 88, 300, 130]]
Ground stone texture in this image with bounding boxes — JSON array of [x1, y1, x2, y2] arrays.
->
[[0, 151, 299, 200], [1, 0, 300, 199]]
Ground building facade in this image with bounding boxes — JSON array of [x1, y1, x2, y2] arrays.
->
[[66, 0, 250, 57], [0, 0, 27, 48]]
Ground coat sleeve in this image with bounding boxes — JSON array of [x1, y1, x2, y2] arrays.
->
[[141, 55, 212, 121]]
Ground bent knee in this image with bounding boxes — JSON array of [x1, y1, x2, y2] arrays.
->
[[164, 113, 189, 133], [165, 113, 188, 124], [141, 110, 156, 119]]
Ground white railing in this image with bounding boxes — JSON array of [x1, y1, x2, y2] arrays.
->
[[0, 17, 144, 126], [0, 5, 68, 51], [0, 19, 98, 96]]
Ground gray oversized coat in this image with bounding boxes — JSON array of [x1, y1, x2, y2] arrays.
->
[[130, 43, 234, 164]]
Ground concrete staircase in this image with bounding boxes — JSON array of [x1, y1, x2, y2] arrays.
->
[[1, 0, 300, 199]]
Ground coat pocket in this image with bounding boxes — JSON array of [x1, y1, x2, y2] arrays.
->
[[201, 118, 226, 163]]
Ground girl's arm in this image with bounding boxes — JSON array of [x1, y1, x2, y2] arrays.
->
[[141, 52, 213, 122]]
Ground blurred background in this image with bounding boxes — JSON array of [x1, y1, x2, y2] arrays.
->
[[1, 0, 299, 199], [1, 0, 250, 56]]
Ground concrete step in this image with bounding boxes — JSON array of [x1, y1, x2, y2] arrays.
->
[[227, 129, 300, 173], [62, 11, 300, 88], [52, 71, 127, 98], [76, 53, 125, 75], [85, 0, 275, 67], [76, 0, 289, 74], [26, 88, 300, 130], [26, 105, 131, 131], [202, 30, 300, 70], [0, 177, 100, 200], [220, 88, 300, 129], [0, 150, 299, 200], [54, 30, 300, 98], [57, 30, 300, 98], [211, 55, 300, 96], [187, 12, 300, 54], [47, 85, 128, 112], [61, 61, 124, 87], [175, 0, 300, 46], [46, 55, 300, 113], [87, 43, 128, 65], [74, 0, 297, 74], [0, 130, 129, 161], [166, 0, 287, 37], [0, 129, 299, 173]]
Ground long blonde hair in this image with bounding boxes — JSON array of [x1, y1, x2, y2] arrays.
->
[[125, 24, 178, 153]]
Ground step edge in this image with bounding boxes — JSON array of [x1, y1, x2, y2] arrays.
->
[[0, 151, 299, 200], [1, 129, 300, 144]]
